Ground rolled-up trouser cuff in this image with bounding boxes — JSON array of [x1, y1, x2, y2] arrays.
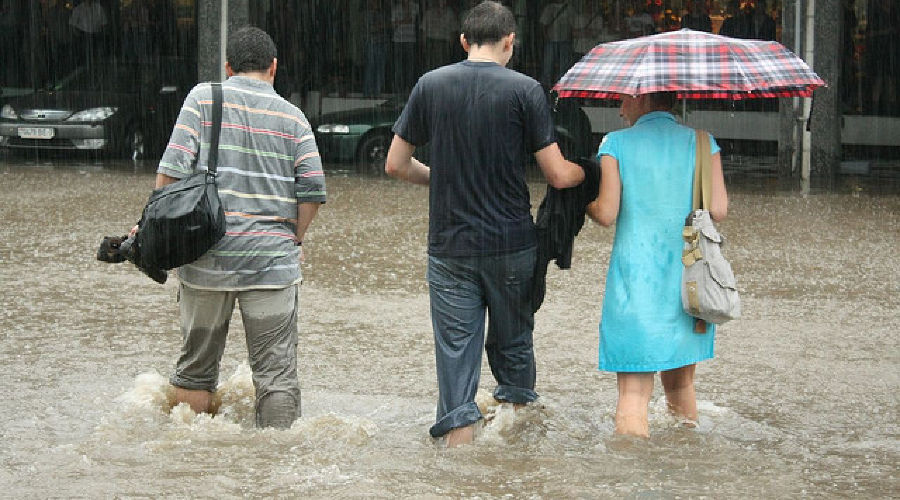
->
[[169, 375, 217, 393], [493, 385, 538, 405], [429, 402, 482, 438]]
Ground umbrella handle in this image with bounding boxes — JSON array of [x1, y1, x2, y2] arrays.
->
[[806, 94, 814, 132]]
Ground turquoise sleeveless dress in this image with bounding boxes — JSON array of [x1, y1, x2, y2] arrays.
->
[[597, 111, 720, 372]]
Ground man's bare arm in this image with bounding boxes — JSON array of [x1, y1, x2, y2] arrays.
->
[[155, 173, 179, 189], [534, 142, 584, 189], [586, 155, 620, 227], [385, 135, 430, 185], [295, 202, 320, 244]]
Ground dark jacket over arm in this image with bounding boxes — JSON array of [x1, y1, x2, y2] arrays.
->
[[531, 157, 601, 312]]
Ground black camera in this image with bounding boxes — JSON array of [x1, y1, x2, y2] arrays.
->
[[96, 234, 168, 284]]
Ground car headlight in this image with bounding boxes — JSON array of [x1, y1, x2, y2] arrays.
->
[[67, 107, 118, 122], [316, 124, 350, 134], [0, 104, 17, 119]]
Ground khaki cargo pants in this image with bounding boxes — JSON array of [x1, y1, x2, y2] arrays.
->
[[170, 283, 300, 428]]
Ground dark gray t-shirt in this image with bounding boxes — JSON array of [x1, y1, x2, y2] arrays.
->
[[392, 60, 556, 257]]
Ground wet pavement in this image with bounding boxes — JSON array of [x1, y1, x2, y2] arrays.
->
[[0, 156, 897, 498]]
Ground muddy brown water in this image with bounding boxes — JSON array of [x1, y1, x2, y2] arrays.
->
[[0, 158, 897, 498]]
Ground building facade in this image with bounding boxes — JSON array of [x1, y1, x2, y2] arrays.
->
[[1, 0, 897, 184]]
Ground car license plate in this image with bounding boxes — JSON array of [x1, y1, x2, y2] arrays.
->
[[18, 127, 55, 139]]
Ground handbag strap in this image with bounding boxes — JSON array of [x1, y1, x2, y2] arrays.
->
[[690, 129, 712, 334], [208, 82, 223, 175], [692, 129, 712, 211]]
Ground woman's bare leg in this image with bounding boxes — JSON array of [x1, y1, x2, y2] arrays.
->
[[660, 364, 698, 424], [615, 372, 654, 437]]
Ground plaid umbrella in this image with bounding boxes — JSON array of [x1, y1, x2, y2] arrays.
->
[[554, 29, 825, 100]]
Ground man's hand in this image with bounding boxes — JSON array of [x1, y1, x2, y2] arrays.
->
[[127, 173, 177, 238], [155, 172, 179, 189]]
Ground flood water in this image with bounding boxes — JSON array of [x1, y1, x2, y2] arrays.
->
[[0, 157, 897, 498]]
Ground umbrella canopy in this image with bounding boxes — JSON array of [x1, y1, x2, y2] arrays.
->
[[554, 29, 825, 100]]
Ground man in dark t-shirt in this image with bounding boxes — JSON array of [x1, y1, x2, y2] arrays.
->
[[386, 0, 584, 447]]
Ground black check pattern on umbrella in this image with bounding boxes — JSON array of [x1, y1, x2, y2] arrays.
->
[[554, 29, 825, 100]]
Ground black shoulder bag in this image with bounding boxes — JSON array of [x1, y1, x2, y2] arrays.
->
[[135, 82, 226, 270]]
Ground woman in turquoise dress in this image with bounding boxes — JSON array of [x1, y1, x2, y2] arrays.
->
[[586, 92, 729, 437]]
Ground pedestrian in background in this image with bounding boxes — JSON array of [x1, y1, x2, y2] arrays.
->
[[539, 0, 573, 87], [391, 0, 420, 94], [69, 0, 108, 64], [363, 0, 391, 97], [680, 1, 712, 33], [422, 0, 460, 70], [571, 0, 604, 62]]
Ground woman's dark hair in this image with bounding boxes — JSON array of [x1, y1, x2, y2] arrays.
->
[[648, 91, 678, 111], [461, 1, 516, 46], [226, 27, 277, 74]]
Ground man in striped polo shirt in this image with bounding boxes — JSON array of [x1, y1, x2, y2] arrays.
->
[[152, 27, 325, 428]]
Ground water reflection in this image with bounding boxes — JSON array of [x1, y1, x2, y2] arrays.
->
[[0, 158, 897, 497]]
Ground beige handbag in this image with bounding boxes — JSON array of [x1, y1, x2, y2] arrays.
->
[[681, 130, 741, 329]]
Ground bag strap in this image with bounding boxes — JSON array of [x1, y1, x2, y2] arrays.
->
[[208, 82, 223, 175], [692, 129, 712, 211], [689, 130, 712, 334]]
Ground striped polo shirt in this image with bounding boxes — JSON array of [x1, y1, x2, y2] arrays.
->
[[157, 76, 326, 290]]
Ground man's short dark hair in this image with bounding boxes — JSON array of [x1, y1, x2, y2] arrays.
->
[[461, 1, 516, 46], [227, 27, 277, 74]]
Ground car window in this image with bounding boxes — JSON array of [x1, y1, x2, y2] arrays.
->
[[53, 65, 141, 93], [154, 58, 198, 94]]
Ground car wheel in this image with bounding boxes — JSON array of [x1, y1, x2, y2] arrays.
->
[[355, 131, 391, 174], [122, 125, 146, 161]]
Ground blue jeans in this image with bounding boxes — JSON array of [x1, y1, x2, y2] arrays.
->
[[426, 247, 538, 438]]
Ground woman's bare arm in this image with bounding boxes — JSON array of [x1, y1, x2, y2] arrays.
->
[[586, 155, 621, 227]]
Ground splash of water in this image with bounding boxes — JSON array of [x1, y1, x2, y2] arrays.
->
[[112, 363, 379, 445], [114, 370, 174, 418]]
